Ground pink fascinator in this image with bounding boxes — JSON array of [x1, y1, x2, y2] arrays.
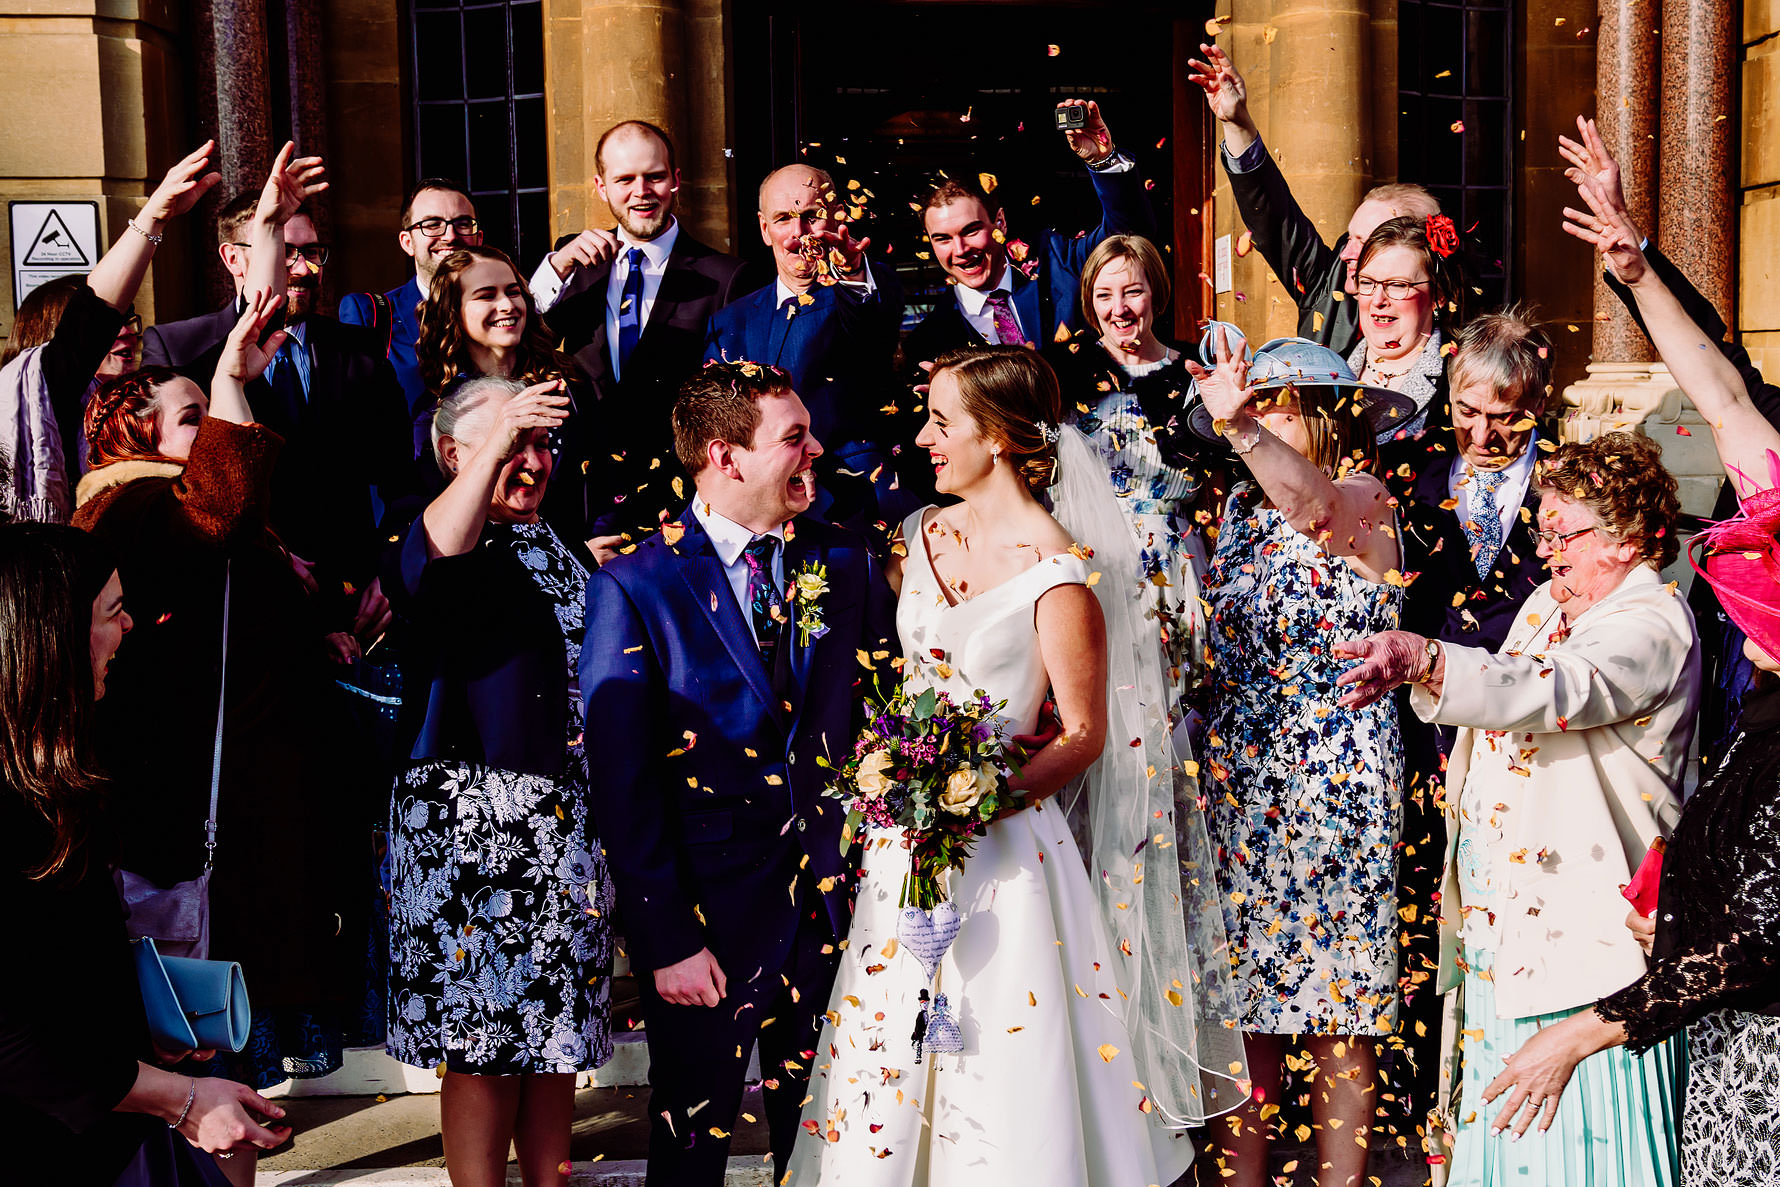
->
[[1688, 451, 1780, 664]]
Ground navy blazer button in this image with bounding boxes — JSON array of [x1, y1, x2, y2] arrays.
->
[[796, 818, 808, 832], [788, 753, 797, 765]]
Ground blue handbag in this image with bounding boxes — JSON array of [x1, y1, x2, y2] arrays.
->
[[132, 936, 252, 1053]]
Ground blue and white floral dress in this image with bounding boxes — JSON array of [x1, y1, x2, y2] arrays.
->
[[387, 522, 615, 1074], [1203, 485, 1405, 1035]]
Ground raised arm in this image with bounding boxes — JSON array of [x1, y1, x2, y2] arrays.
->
[[1185, 328, 1397, 570], [1563, 177, 1780, 497], [1187, 42, 1340, 315], [241, 142, 329, 311], [85, 142, 221, 313], [420, 380, 569, 558]]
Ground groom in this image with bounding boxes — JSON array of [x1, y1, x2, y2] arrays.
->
[[582, 360, 895, 1185]]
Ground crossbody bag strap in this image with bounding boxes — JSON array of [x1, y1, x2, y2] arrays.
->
[[203, 560, 230, 872]]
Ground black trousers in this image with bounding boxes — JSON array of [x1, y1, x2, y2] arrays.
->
[[637, 891, 841, 1186]]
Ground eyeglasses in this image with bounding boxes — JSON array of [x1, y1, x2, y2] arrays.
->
[[230, 243, 331, 267], [405, 216, 480, 238], [1354, 276, 1430, 300], [1534, 525, 1601, 549]]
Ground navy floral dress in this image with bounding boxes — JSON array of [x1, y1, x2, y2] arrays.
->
[[387, 522, 615, 1074], [1204, 485, 1404, 1035]]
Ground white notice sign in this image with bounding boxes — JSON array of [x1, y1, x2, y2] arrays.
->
[[10, 201, 100, 309], [1214, 233, 1233, 295]]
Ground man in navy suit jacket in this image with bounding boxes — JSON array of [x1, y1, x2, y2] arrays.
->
[[338, 177, 484, 457], [900, 99, 1155, 373], [582, 362, 894, 1185], [530, 121, 749, 540], [705, 163, 904, 521]]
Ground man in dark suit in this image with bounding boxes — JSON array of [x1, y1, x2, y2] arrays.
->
[[1399, 310, 1554, 654], [1189, 42, 1440, 354], [529, 121, 748, 541], [900, 99, 1154, 370], [143, 192, 413, 619], [705, 163, 904, 523], [582, 362, 894, 1186], [338, 177, 484, 456]]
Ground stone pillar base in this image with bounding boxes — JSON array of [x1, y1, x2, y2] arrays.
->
[[1559, 361, 1724, 519]]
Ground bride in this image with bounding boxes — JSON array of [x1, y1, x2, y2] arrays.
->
[[786, 347, 1243, 1185]]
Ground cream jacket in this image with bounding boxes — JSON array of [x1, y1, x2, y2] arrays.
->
[[1411, 564, 1699, 1020]]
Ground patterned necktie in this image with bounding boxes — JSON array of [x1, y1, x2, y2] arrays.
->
[[1466, 467, 1510, 578], [984, 291, 1023, 347], [268, 337, 308, 420], [743, 536, 785, 667], [616, 247, 647, 376]]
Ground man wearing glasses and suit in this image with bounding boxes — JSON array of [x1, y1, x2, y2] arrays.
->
[[339, 178, 484, 454], [143, 190, 413, 620]]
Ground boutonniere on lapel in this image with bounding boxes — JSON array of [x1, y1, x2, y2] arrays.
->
[[790, 560, 831, 646]]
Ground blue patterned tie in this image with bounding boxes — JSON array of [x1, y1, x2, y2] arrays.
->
[[1467, 467, 1510, 578], [743, 536, 785, 666], [616, 247, 646, 376]]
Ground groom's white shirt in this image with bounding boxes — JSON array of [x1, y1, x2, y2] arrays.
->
[[691, 498, 787, 647]]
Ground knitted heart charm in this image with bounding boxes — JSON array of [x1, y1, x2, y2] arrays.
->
[[896, 901, 961, 982], [924, 992, 964, 1054]]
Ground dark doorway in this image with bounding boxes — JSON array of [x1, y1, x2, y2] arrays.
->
[[730, 1, 1213, 339]]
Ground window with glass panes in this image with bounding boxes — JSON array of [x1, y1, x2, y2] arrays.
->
[[410, 0, 548, 267], [1398, 0, 1513, 306]]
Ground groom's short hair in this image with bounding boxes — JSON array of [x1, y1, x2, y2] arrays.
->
[[673, 360, 795, 475]]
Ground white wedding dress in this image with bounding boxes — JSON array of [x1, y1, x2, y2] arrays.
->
[[783, 507, 1200, 1187]]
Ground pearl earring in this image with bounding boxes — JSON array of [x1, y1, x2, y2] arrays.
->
[[991, 444, 1002, 465]]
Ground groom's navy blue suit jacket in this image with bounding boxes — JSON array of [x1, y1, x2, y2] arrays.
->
[[581, 509, 896, 977]]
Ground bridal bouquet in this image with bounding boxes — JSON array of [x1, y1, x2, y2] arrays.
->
[[824, 679, 1021, 910], [823, 678, 1023, 1060]]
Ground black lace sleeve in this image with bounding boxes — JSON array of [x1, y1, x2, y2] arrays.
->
[[1594, 757, 1780, 1053]]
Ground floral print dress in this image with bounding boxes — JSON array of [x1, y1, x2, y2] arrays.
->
[[1204, 486, 1404, 1035], [387, 522, 615, 1074], [1069, 349, 1212, 697]]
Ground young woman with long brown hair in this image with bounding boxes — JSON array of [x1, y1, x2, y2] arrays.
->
[[415, 245, 604, 562]]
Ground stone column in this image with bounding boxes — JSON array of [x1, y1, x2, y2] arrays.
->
[[193, 0, 274, 306], [1590, 0, 1657, 365], [1215, 0, 1374, 339], [1560, 0, 1737, 527], [1657, 0, 1737, 326], [542, 0, 734, 251]]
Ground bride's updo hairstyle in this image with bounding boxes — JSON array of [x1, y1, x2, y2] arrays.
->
[[928, 346, 1064, 493]]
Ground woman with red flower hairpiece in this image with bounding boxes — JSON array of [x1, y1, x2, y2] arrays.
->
[[1345, 215, 1471, 501]]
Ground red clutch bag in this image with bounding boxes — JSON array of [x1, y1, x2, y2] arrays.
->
[[1621, 836, 1667, 916]]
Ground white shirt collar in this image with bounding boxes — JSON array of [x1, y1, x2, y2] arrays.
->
[[618, 217, 679, 268], [953, 268, 1014, 316], [1458, 431, 1539, 488], [691, 497, 786, 568]]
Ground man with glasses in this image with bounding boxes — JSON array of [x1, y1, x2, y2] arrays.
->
[[143, 189, 412, 631], [1188, 42, 1441, 353], [340, 178, 483, 440]]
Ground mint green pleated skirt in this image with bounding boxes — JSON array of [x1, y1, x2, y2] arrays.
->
[[1449, 958, 1684, 1187]]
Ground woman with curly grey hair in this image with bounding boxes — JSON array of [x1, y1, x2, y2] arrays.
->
[[1334, 430, 1698, 1186]]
